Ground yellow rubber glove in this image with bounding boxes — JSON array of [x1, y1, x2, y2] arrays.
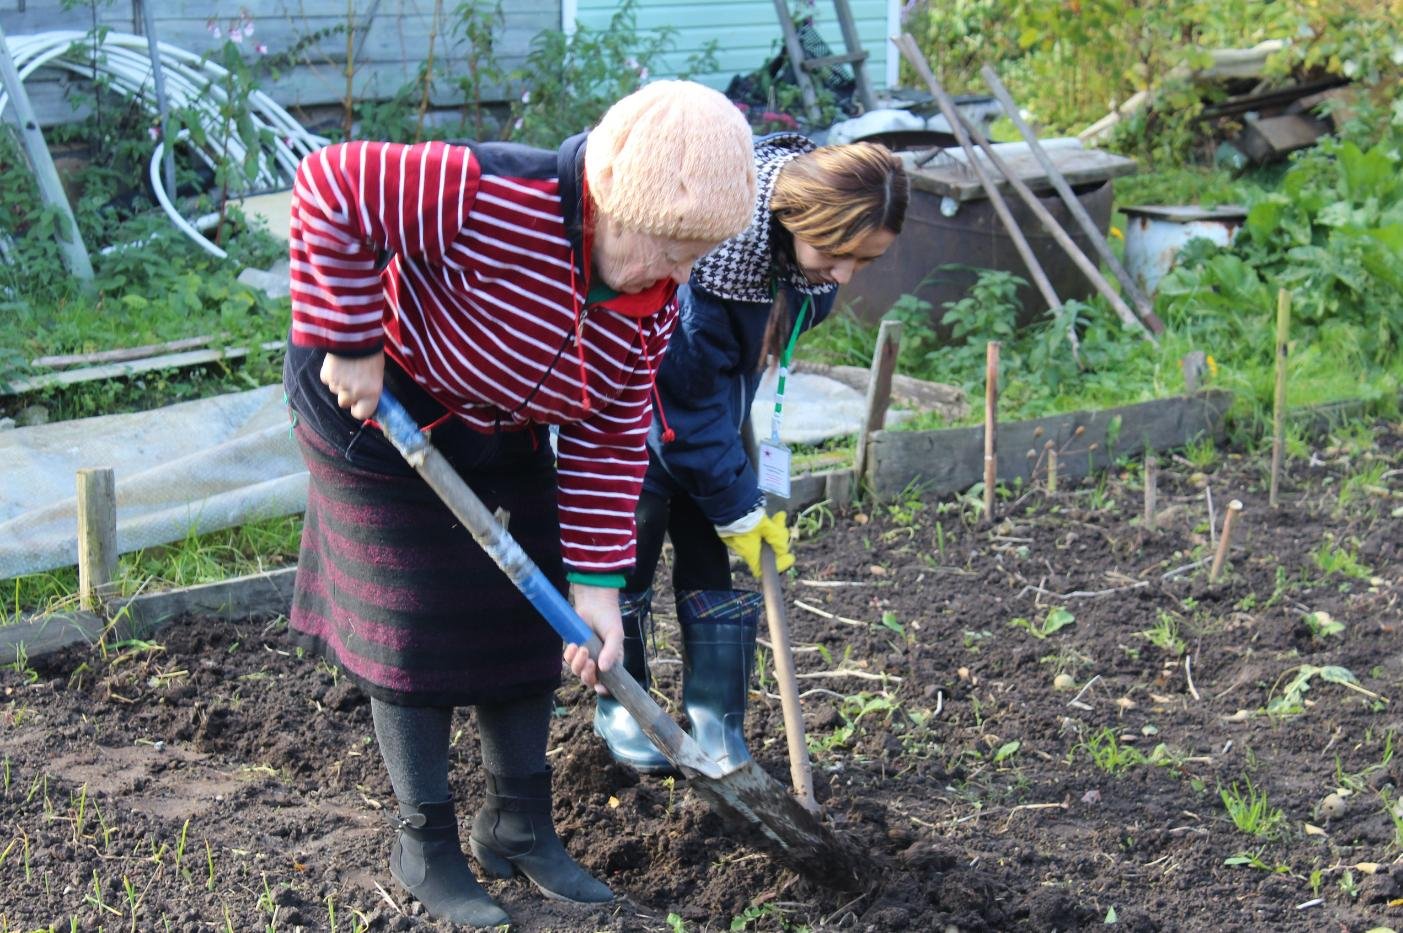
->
[[718, 510, 795, 578]]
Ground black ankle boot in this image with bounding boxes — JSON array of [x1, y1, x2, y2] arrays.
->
[[389, 800, 509, 927], [678, 589, 763, 771], [468, 769, 613, 904], [593, 589, 674, 774]]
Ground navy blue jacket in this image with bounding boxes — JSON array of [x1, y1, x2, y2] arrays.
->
[[642, 284, 834, 526]]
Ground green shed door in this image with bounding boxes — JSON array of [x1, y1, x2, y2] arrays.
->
[[565, 1, 899, 96]]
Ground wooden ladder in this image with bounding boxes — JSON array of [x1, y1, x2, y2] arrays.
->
[[770, 0, 877, 122]]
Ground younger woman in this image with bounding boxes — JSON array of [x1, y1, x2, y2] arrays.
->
[[578, 136, 908, 773]]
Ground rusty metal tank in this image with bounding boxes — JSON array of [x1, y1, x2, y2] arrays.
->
[[840, 140, 1138, 332]]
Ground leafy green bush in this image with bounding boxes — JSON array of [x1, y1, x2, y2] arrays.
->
[[1159, 103, 1403, 366]]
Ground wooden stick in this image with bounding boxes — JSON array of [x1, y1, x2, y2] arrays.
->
[[76, 468, 117, 611], [761, 544, 819, 813], [889, 35, 1069, 338], [892, 34, 1154, 345], [983, 341, 1000, 522], [1269, 289, 1291, 508], [1143, 454, 1158, 529], [1044, 441, 1058, 495], [32, 335, 215, 370], [953, 111, 1155, 343], [981, 64, 1164, 335], [1208, 499, 1243, 584], [853, 320, 902, 495]]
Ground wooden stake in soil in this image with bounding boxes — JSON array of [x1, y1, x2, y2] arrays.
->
[[1269, 289, 1292, 508], [1208, 499, 1243, 584], [1143, 454, 1158, 529], [983, 341, 1000, 522], [76, 468, 117, 611], [1044, 441, 1058, 495], [853, 319, 903, 495]]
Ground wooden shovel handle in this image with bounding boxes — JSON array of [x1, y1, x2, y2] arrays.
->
[[761, 542, 819, 813]]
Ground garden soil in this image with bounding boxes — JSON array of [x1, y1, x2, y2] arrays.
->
[[1, 422, 1400, 931]]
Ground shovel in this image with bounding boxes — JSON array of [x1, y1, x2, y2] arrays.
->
[[372, 389, 866, 891]]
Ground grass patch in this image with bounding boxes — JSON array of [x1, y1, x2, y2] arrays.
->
[[2, 515, 302, 623]]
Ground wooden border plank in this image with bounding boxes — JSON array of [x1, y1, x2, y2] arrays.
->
[[866, 390, 1233, 500], [0, 567, 296, 665], [4, 341, 283, 396]]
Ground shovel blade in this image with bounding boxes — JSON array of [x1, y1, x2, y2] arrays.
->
[[687, 760, 868, 891]]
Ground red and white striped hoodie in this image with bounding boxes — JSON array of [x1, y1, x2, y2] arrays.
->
[[288, 136, 677, 574]]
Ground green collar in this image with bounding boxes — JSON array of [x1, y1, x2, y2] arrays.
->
[[587, 279, 621, 305]]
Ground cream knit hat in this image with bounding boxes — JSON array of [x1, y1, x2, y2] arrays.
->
[[585, 80, 756, 242]]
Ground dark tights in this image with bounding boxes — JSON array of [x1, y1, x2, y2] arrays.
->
[[623, 490, 732, 595], [372, 692, 552, 806]]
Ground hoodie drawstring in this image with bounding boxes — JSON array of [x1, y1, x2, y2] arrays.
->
[[636, 319, 675, 444], [568, 258, 593, 415]]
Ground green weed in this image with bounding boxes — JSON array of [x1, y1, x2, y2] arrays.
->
[[1310, 534, 1373, 580], [1220, 777, 1287, 838], [1078, 727, 1147, 775], [1223, 849, 1291, 873], [1008, 606, 1076, 640], [1302, 611, 1344, 639], [1266, 664, 1384, 716], [1139, 610, 1186, 655]]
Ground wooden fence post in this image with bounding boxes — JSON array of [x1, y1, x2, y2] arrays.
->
[[983, 341, 1000, 522], [1269, 289, 1292, 508], [853, 319, 902, 497], [76, 468, 117, 611]]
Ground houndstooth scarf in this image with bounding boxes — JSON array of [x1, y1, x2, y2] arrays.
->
[[690, 133, 841, 303]]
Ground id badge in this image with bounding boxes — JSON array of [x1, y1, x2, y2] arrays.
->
[[758, 440, 792, 498]]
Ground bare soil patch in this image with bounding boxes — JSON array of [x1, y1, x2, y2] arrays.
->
[[2, 422, 1400, 931]]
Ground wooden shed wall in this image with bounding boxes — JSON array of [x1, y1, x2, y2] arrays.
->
[[571, 0, 898, 93]]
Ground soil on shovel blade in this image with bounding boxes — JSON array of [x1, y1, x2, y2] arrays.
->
[[1, 422, 1400, 931]]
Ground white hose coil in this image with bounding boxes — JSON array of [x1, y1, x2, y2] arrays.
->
[[1, 30, 327, 257]]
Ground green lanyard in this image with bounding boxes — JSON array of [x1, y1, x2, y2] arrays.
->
[[768, 294, 812, 444]]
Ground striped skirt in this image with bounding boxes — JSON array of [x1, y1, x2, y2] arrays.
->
[[287, 410, 566, 708]]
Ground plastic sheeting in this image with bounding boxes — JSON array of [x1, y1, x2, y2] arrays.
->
[[0, 386, 305, 580], [749, 369, 910, 445], [0, 372, 900, 580]]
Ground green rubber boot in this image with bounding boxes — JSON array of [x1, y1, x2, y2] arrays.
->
[[678, 589, 763, 771], [389, 800, 509, 927], [469, 769, 614, 903], [592, 589, 674, 774]]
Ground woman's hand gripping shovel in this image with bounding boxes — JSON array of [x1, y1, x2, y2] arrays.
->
[[373, 390, 866, 891]]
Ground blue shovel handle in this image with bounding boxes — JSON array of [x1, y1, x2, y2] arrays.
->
[[372, 389, 592, 645], [371, 388, 717, 777]]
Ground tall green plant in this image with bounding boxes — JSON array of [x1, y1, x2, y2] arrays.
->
[[506, 0, 710, 148]]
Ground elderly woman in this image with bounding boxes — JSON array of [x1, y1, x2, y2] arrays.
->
[[282, 81, 755, 926], [582, 136, 908, 776]]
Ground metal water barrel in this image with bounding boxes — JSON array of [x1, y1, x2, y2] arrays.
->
[[841, 140, 1138, 333]]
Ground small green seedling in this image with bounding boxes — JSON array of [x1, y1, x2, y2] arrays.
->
[[1302, 611, 1344, 639], [1079, 727, 1146, 775], [1267, 664, 1385, 716], [1223, 849, 1290, 873], [1139, 610, 1186, 655], [1310, 535, 1372, 581], [1220, 777, 1286, 838], [1009, 606, 1075, 640]]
